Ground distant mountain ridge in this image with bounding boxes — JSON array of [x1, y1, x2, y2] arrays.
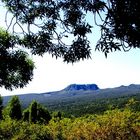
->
[[62, 84, 99, 91], [2, 84, 140, 109]]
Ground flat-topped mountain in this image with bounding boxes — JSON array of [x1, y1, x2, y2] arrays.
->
[[62, 84, 99, 91]]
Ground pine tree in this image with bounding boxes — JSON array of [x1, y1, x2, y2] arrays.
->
[[6, 96, 22, 120], [22, 108, 29, 122], [37, 104, 51, 124], [29, 100, 38, 123], [26, 100, 51, 123]]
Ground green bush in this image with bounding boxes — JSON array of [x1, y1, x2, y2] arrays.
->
[[0, 118, 20, 139], [47, 109, 140, 140], [13, 122, 52, 140]]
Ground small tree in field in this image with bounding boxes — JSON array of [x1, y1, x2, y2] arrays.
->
[[6, 96, 22, 120]]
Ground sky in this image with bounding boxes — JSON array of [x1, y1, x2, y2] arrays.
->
[[0, 3, 140, 96]]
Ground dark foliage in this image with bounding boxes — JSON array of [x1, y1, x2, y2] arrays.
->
[[29, 100, 38, 123], [96, 0, 140, 56], [28, 100, 51, 123], [0, 0, 140, 91], [2, 0, 140, 60], [0, 29, 34, 90], [6, 96, 22, 120], [46, 94, 140, 117], [37, 104, 52, 123], [22, 108, 29, 122]]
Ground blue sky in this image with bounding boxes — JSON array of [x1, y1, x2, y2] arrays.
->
[[0, 3, 140, 96]]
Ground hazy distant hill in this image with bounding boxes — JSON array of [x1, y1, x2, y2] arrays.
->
[[2, 84, 140, 115]]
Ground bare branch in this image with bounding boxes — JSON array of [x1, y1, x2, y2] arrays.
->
[[5, 13, 16, 31]]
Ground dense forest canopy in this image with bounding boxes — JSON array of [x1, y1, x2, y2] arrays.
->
[[0, 0, 140, 90]]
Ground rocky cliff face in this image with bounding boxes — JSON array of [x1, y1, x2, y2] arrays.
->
[[63, 84, 99, 91]]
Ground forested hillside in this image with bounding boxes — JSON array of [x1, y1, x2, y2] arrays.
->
[[1, 85, 140, 139], [3, 84, 140, 116], [0, 95, 140, 140]]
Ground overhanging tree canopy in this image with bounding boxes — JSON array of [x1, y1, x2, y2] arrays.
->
[[0, 28, 34, 90], [0, 0, 140, 90]]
